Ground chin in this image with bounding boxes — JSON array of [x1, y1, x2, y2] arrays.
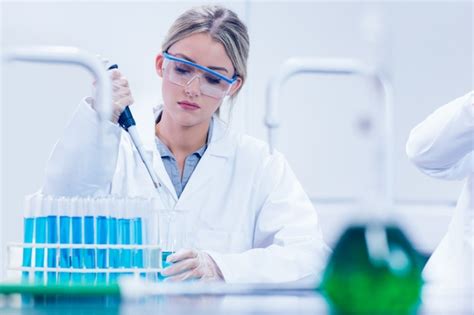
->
[[174, 111, 208, 128]]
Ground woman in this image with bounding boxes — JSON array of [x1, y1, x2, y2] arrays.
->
[[406, 91, 473, 288], [42, 5, 330, 283]]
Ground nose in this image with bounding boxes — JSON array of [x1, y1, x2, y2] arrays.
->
[[184, 75, 201, 98]]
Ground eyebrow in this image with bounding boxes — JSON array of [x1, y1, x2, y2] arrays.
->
[[174, 53, 229, 73]]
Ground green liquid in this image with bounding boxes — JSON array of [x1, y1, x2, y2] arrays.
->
[[321, 224, 423, 314]]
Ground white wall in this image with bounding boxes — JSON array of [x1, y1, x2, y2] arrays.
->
[[1, 0, 472, 277]]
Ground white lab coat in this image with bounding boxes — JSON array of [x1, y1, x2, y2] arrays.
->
[[406, 91, 473, 288], [42, 99, 330, 284]]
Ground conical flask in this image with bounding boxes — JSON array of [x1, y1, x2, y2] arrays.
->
[[321, 222, 424, 314]]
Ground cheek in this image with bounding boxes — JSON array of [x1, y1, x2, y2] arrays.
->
[[162, 81, 181, 104], [198, 95, 221, 115], [207, 99, 222, 113]]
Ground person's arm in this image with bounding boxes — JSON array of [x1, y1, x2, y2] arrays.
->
[[206, 152, 330, 283], [42, 67, 133, 196], [41, 98, 122, 196], [406, 91, 474, 180]]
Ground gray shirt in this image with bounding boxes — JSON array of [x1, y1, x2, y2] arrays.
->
[[155, 118, 214, 198]]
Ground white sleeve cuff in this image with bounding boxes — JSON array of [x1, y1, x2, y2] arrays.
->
[[203, 250, 233, 283], [81, 97, 121, 130]]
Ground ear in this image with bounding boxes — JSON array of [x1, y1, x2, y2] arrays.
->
[[155, 53, 164, 77], [228, 77, 243, 97]]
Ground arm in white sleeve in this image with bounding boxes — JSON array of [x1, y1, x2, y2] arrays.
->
[[41, 97, 122, 196], [406, 91, 474, 180], [207, 152, 330, 284]]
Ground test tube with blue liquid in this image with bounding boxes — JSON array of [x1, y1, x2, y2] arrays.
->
[[96, 197, 109, 283], [71, 197, 84, 283], [119, 198, 132, 276], [46, 196, 59, 284], [34, 195, 47, 284], [129, 198, 146, 279], [83, 197, 96, 283], [22, 195, 36, 283], [133, 198, 145, 275], [108, 198, 119, 283], [158, 209, 173, 280], [58, 197, 71, 284]]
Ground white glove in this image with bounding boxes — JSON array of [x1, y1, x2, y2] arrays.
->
[[161, 249, 224, 282], [90, 56, 134, 124]]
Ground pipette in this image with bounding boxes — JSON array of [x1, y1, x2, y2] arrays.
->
[[108, 64, 176, 209]]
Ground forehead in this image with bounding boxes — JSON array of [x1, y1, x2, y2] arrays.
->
[[168, 32, 233, 72]]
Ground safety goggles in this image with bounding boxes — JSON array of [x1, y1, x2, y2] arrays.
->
[[162, 52, 238, 99]]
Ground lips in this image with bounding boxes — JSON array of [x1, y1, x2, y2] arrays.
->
[[178, 100, 200, 110]]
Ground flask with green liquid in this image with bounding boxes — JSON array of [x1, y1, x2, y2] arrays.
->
[[321, 221, 424, 314]]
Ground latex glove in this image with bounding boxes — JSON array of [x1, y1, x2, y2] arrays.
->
[[161, 249, 224, 282], [90, 56, 134, 124]]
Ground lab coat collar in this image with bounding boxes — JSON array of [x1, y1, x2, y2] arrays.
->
[[139, 105, 236, 205], [142, 104, 235, 158]]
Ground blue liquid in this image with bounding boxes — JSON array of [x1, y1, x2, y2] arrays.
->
[[133, 217, 144, 268], [34, 217, 46, 284], [84, 216, 96, 284], [108, 217, 119, 283], [59, 216, 71, 284], [133, 217, 145, 278], [22, 218, 34, 282], [96, 216, 108, 283], [47, 215, 58, 284], [158, 251, 174, 281], [119, 219, 131, 272], [71, 216, 83, 284]]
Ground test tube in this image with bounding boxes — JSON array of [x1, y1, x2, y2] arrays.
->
[[133, 198, 144, 272], [130, 198, 145, 279], [22, 195, 35, 283], [158, 208, 173, 281], [108, 198, 119, 283], [71, 197, 84, 284], [83, 197, 96, 284], [119, 198, 132, 275], [46, 196, 58, 284], [58, 197, 71, 284], [96, 197, 109, 283], [34, 195, 46, 284], [146, 198, 160, 282]]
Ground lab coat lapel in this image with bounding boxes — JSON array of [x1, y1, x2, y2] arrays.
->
[[140, 106, 178, 203], [176, 117, 234, 207], [150, 147, 178, 202]]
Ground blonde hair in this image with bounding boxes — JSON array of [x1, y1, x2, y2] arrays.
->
[[162, 5, 249, 102]]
